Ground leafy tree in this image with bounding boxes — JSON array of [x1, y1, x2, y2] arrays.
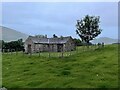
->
[[53, 34, 58, 38], [73, 38, 82, 46], [60, 35, 64, 39], [76, 15, 102, 43], [2, 39, 24, 52]]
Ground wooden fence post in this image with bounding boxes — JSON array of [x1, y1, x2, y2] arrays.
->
[[48, 44, 50, 58], [22, 48, 25, 56], [39, 48, 40, 57], [29, 49, 32, 57], [10, 49, 12, 55], [69, 50, 71, 56], [2, 49, 4, 54], [76, 46, 77, 54], [61, 52, 63, 57], [16, 49, 18, 55], [58, 52, 59, 58], [49, 52, 50, 58], [63, 47, 64, 57], [7, 49, 8, 54], [30, 52, 31, 57], [23, 51, 24, 56]]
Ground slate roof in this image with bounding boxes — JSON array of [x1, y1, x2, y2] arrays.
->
[[28, 36, 72, 44]]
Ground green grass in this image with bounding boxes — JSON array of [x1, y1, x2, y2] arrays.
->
[[2, 44, 118, 88]]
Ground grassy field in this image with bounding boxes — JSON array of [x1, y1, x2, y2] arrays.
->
[[2, 44, 118, 88]]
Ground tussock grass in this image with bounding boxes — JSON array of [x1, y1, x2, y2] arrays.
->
[[2, 44, 118, 88]]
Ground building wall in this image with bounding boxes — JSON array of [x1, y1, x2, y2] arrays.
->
[[34, 44, 44, 52], [34, 44, 58, 52], [24, 37, 75, 53], [49, 44, 57, 52], [63, 38, 75, 52], [24, 38, 34, 53]]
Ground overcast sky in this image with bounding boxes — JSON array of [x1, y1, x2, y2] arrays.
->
[[1, 2, 118, 39]]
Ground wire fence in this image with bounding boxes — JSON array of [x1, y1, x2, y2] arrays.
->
[[2, 44, 104, 58]]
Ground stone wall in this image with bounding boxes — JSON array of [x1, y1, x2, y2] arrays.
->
[[24, 37, 75, 53]]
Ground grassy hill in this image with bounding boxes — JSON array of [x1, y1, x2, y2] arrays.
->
[[91, 37, 118, 45], [2, 44, 118, 88], [0, 26, 28, 42]]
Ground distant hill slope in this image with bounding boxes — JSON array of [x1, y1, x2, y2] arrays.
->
[[91, 37, 118, 45], [0, 26, 28, 42]]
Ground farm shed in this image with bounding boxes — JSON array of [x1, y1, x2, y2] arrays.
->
[[24, 36, 75, 53]]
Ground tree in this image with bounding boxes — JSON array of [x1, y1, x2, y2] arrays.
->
[[53, 34, 58, 38], [2, 39, 24, 52], [73, 38, 82, 46], [76, 15, 102, 44]]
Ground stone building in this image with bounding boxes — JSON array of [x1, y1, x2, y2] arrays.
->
[[24, 36, 75, 53]]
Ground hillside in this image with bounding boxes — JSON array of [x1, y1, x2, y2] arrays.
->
[[0, 26, 28, 42], [2, 45, 118, 88], [91, 37, 118, 45]]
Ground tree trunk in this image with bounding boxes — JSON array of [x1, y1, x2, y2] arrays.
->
[[87, 41, 89, 49]]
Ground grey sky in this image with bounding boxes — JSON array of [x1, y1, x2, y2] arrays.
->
[[1, 2, 118, 39]]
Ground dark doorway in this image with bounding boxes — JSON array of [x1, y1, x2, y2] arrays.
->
[[57, 44, 63, 52], [28, 44, 32, 53]]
